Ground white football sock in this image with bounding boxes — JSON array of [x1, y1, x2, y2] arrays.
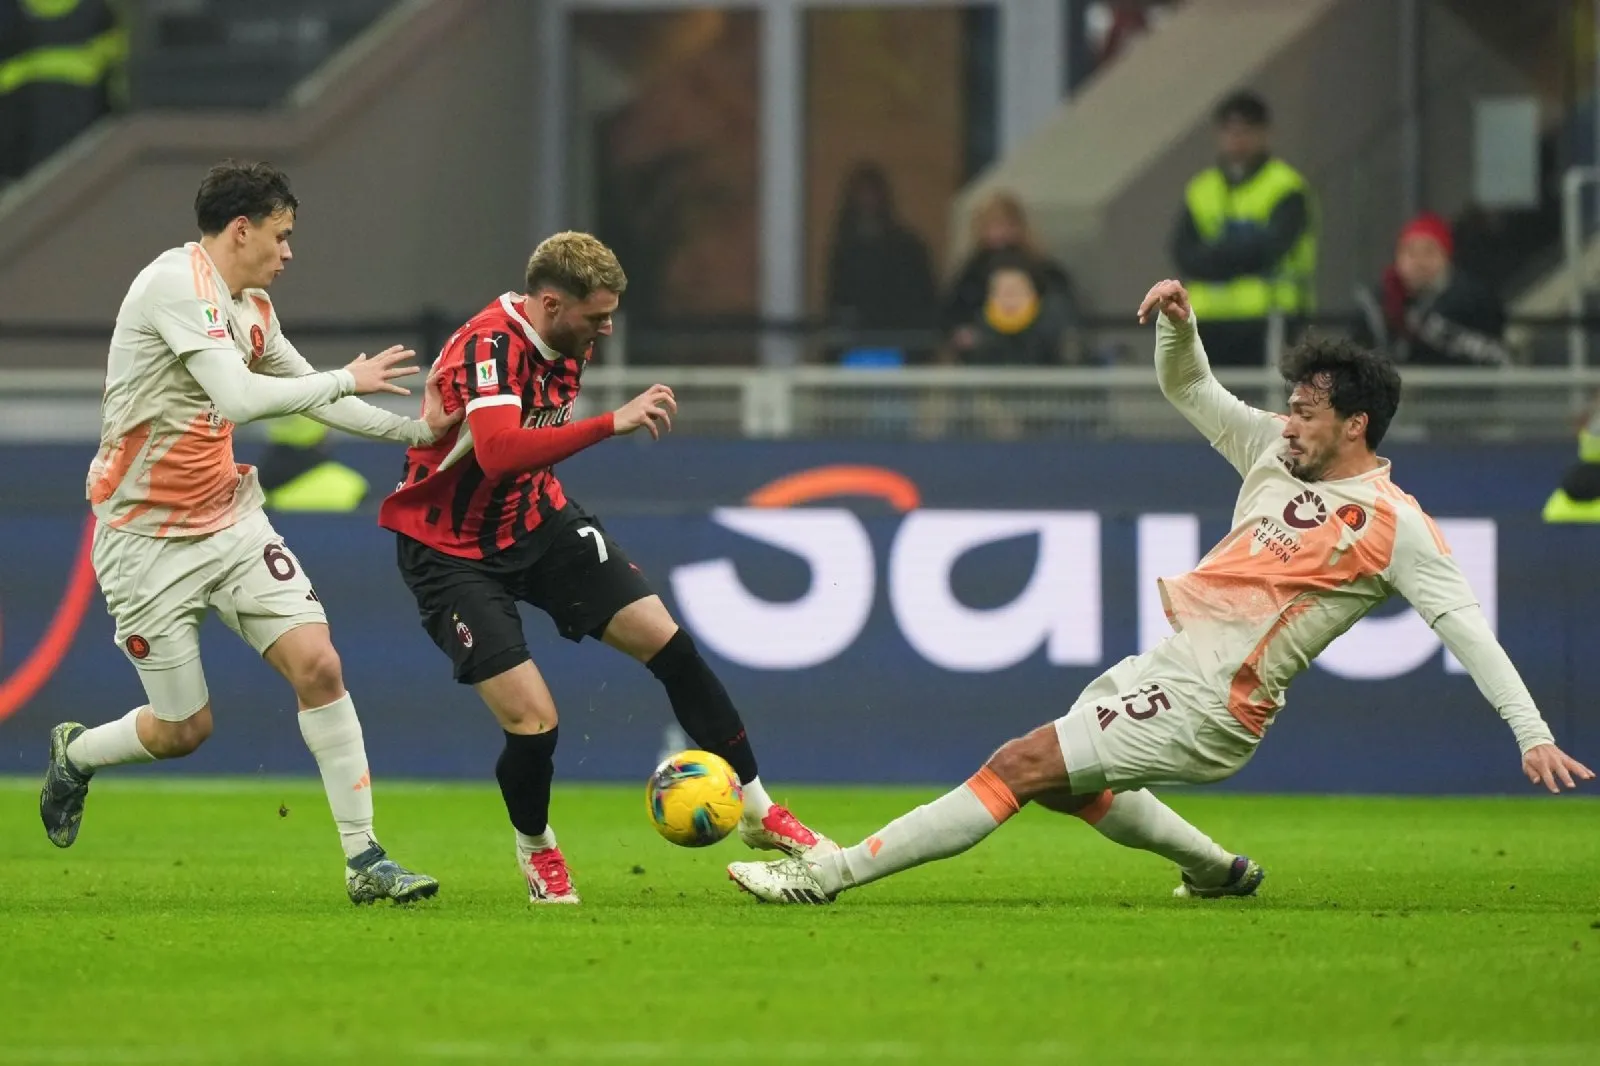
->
[[65, 707, 156, 772], [298, 694, 377, 860], [815, 767, 1020, 895], [1078, 789, 1233, 884], [516, 827, 558, 856], [740, 775, 774, 821]]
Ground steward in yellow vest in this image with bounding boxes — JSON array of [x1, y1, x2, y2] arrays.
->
[[260, 415, 369, 513], [0, 0, 126, 180], [1543, 406, 1600, 523], [1171, 90, 1316, 366]]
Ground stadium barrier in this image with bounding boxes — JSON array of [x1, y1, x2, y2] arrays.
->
[[0, 439, 1593, 793], [3, 362, 1600, 445]]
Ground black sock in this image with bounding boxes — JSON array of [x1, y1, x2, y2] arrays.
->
[[496, 726, 559, 837], [646, 629, 759, 784]]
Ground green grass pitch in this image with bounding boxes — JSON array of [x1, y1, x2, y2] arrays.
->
[[2, 778, 1597, 1065]]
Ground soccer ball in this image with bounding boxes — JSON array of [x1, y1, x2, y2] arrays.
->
[[646, 750, 744, 847]]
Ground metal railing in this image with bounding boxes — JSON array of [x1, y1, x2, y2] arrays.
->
[[5, 362, 1598, 444]]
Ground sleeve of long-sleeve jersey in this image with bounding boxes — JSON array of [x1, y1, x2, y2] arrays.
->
[[1154, 311, 1285, 476], [466, 403, 614, 480], [257, 331, 433, 446], [1432, 607, 1555, 754], [1385, 510, 1553, 754], [187, 348, 355, 425]]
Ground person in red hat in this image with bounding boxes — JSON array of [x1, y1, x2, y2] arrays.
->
[[1353, 212, 1511, 366]]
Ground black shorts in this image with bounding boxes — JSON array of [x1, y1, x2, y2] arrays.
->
[[396, 501, 653, 685]]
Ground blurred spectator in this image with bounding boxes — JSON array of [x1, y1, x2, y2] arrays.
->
[[965, 256, 1070, 366], [1351, 213, 1511, 367], [915, 256, 1073, 441], [259, 416, 370, 513], [0, 0, 127, 186], [1094, 1, 1151, 66], [1171, 91, 1316, 366], [943, 190, 1077, 358], [825, 162, 938, 364], [1543, 402, 1600, 523], [1071, 1, 1181, 88]]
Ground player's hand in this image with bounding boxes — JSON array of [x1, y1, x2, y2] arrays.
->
[[344, 345, 419, 396], [1136, 279, 1192, 325], [420, 361, 462, 440], [1521, 743, 1594, 793], [613, 384, 677, 440]]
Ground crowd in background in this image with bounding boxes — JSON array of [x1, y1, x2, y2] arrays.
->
[[0, 0, 1521, 376], [823, 87, 1515, 375]]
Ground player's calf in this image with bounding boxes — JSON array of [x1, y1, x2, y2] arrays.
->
[[139, 710, 212, 758], [984, 724, 1073, 804], [630, 622, 830, 855]]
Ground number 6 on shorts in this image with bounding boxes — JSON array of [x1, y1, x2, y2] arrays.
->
[[577, 525, 608, 564]]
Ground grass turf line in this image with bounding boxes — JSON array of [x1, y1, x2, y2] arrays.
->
[[2, 778, 1597, 1064]]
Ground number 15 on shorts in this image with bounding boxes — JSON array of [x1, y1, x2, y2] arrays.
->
[[1096, 683, 1170, 731]]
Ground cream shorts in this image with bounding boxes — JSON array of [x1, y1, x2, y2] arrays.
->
[[92, 509, 326, 720], [1053, 640, 1259, 794]]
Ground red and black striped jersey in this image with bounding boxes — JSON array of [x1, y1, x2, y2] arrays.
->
[[379, 293, 594, 559]]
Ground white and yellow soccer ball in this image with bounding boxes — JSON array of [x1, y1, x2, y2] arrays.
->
[[646, 749, 744, 847]]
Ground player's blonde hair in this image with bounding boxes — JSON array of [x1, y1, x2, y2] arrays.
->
[[525, 232, 628, 299]]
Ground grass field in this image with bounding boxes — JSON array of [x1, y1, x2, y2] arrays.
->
[[3, 777, 1597, 1065]]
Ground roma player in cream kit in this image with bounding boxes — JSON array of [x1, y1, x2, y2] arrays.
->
[[729, 278, 1593, 905], [40, 161, 457, 904]]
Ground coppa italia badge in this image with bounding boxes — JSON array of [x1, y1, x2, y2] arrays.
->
[[1282, 490, 1327, 530]]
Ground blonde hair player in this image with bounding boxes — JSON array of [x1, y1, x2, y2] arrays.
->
[[379, 231, 828, 903], [41, 160, 461, 904], [727, 278, 1591, 905]]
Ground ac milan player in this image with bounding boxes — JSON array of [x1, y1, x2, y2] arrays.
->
[[380, 232, 826, 903]]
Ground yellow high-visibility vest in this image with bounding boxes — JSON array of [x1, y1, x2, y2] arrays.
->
[[0, 0, 126, 96], [1543, 426, 1600, 524], [1185, 157, 1317, 322]]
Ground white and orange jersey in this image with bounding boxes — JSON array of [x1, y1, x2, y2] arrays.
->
[[1152, 314, 1479, 737], [86, 242, 281, 538]]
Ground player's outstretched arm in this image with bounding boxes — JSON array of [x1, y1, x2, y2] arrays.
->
[[1432, 606, 1594, 793], [466, 383, 674, 480], [189, 343, 417, 426], [188, 348, 355, 425], [263, 337, 458, 445], [1136, 278, 1282, 475]]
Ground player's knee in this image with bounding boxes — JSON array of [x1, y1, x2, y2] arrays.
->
[[984, 726, 1068, 803], [605, 597, 678, 662], [493, 693, 559, 733], [288, 644, 344, 704]]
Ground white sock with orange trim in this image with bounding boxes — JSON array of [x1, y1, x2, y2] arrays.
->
[[1074, 789, 1233, 885], [298, 694, 377, 860], [813, 767, 1020, 896]]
